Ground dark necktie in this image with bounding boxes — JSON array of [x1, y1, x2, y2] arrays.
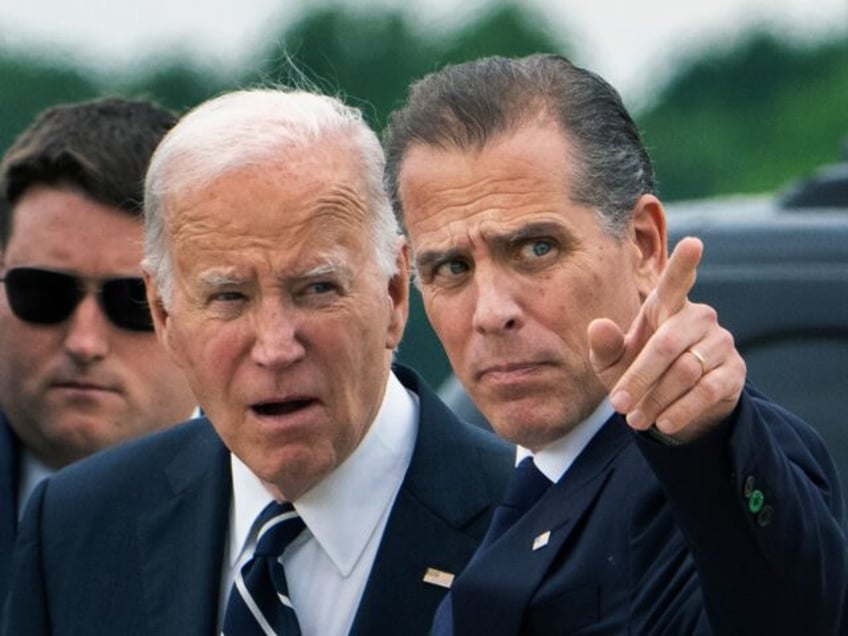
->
[[222, 501, 306, 636], [431, 457, 553, 635], [480, 455, 553, 548]]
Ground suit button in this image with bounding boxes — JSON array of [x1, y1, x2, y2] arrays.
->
[[748, 489, 765, 514], [743, 475, 756, 498], [757, 505, 774, 527]]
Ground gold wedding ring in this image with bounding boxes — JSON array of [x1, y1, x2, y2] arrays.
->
[[687, 347, 709, 377]]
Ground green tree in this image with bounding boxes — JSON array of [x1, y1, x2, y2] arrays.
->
[[440, 3, 567, 65], [639, 33, 848, 201], [119, 63, 229, 115], [249, 2, 567, 130], [247, 6, 436, 130], [0, 52, 99, 151]]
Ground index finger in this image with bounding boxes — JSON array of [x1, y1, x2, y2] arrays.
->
[[654, 236, 703, 325]]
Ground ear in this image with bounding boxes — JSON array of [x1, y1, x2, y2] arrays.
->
[[385, 237, 410, 350], [629, 194, 668, 301], [143, 271, 185, 369]]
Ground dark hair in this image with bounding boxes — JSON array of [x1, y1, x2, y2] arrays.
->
[[0, 97, 177, 247], [383, 54, 655, 238]]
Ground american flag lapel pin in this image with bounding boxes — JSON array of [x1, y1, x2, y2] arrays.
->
[[423, 567, 455, 589]]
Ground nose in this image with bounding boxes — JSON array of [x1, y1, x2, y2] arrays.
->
[[63, 294, 111, 364], [250, 300, 306, 369], [471, 267, 523, 335]]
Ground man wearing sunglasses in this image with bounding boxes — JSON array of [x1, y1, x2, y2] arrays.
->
[[0, 98, 197, 605]]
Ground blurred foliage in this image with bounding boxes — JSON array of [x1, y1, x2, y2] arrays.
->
[[118, 63, 230, 114], [639, 34, 848, 200], [0, 52, 99, 150], [248, 3, 563, 130], [0, 1, 845, 385]]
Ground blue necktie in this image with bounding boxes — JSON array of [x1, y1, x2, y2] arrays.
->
[[480, 456, 553, 548], [222, 501, 306, 636], [432, 457, 553, 635]]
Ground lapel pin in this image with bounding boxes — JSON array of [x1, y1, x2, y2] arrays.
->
[[532, 530, 551, 551], [423, 567, 455, 589]]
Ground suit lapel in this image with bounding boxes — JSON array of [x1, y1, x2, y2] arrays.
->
[[350, 366, 511, 635], [137, 420, 231, 635], [452, 415, 633, 635]]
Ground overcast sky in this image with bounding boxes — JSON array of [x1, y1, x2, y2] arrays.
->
[[0, 0, 845, 104]]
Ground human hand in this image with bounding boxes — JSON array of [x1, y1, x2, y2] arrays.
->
[[588, 237, 746, 443]]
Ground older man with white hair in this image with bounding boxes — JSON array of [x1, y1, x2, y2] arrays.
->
[[3, 88, 513, 636]]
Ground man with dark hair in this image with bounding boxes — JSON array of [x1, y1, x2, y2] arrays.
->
[[384, 54, 847, 634], [0, 98, 197, 602]]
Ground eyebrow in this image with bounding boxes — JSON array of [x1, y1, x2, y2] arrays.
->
[[416, 220, 566, 270], [416, 246, 464, 273], [502, 221, 566, 244], [197, 270, 244, 287], [301, 263, 341, 278]]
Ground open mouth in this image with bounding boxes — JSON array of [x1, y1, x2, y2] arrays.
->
[[252, 399, 315, 417]]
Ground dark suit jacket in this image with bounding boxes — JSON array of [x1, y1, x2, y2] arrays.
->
[[441, 386, 847, 635], [3, 365, 514, 635], [0, 416, 20, 607]]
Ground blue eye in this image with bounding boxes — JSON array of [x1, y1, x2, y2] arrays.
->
[[432, 259, 470, 281], [521, 240, 554, 259], [447, 260, 469, 275], [422, 257, 471, 289], [533, 241, 551, 256], [212, 291, 246, 303], [308, 281, 335, 294]]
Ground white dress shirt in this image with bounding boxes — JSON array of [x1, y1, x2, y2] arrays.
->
[[516, 398, 614, 482], [17, 450, 52, 519], [221, 371, 419, 636]]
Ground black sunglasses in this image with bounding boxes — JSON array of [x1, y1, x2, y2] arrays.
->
[[0, 267, 154, 332]]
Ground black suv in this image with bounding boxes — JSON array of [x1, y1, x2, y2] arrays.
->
[[437, 157, 848, 486]]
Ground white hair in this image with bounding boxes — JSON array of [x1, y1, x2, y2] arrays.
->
[[143, 88, 400, 306]]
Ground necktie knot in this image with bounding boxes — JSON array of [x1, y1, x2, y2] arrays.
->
[[503, 456, 552, 510], [254, 502, 305, 557]]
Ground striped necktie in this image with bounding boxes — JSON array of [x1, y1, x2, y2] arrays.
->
[[222, 501, 306, 636]]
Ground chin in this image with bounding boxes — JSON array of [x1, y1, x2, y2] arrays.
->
[[262, 446, 337, 496], [486, 403, 570, 450]]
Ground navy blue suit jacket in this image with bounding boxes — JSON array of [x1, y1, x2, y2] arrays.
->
[[438, 386, 847, 635], [0, 416, 20, 608], [3, 365, 514, 635]]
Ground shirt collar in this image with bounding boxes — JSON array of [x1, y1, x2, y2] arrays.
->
[[18, 449, 53, 519], [516, 398, 614, 483], [229, 371, 418, 576]]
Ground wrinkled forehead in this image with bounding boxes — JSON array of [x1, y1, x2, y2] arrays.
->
[[166, 139, 370, 225], [398, 126, 573, 230], [165, 130, 365, 198], [161, 151, 375, 271]]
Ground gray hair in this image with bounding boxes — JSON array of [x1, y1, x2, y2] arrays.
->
[[383, 54, 656, 239], [144, 88, 400, 305]]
